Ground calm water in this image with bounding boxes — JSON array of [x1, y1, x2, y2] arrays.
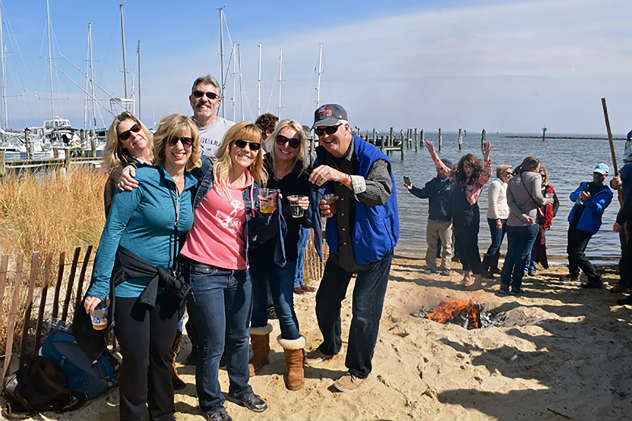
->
[[392, 133, 624, 261]]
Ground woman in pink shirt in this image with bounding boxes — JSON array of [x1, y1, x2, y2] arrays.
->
[[180, 122, 269, 421]]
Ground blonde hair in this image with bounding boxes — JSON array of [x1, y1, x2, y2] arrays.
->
[[496, 164, 512, 178], [103, 111, 153, 171], [213, 121, 267, 196], [152, 114, 201, 171], [267, 119, 307, 177]]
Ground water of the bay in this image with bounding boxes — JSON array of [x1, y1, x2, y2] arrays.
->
[[392, 132, 624, 263]]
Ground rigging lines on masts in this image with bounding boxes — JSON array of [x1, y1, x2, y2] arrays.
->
[[0, 5, 8, 129], [231, 42, 236, 121], [84, 23, 98, 134], [277, 48, 283, 119], [315, 42, 324, 108], [257, 43, 262, 118], [46, 0, 54, 119], [119, 3, 129, 109], [238, 43, 244, 121], [137, 40, 141, 120], [218, 7, 225, 118]]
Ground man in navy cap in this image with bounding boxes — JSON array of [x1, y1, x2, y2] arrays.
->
[[305, 104, 399, 392], [403, 159, 455, 275], [567, 163, 613, 288]]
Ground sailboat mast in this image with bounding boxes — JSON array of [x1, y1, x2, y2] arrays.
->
[[277, 48, 282, 118], [219, 8, 225, 118], [88, 22, 95, 133], [83, 25, 90, 130], [316, 42, 323, 108], [119, 3, 128, 105], [231, 42, 236, 121], [238, 43, 244, 121], [137, 40, 141, 120], [0, 7, 8, 128], [46, 0, 54, 119], [257, 43, 262, 117]]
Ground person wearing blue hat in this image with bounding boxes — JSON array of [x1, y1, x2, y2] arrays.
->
[[566, 163, 613, 288], [403, 159, 456, 275]]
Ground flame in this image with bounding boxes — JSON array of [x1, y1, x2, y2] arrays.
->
[[427, 299, 481, 328]]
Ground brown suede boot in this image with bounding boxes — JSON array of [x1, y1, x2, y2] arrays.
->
[[248, 324, 272, 376], [172, 331, 186, 390], [279, 336, 305, 391]]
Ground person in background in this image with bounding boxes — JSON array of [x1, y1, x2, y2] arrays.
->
[[102, 111, 154, 216], [567, 163, 613, 288], [501, 157, 553, 295], [482, 164, 512, 278], [189, 75, 234, 157], [294, 125, 316, 294], [403, 159, 455, 275], [255, 113, 279, 153], [84, 114, 201, 421], [425, 140, 492, 289], [305, 104, 398, 392], [180, 122, 269, 421], [525, 165, 559, 276], [249, 119, 311, 390]]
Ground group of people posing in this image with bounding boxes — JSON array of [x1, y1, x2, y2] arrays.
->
[[83, 75, 399, 421], [404, 135, 630, 300]]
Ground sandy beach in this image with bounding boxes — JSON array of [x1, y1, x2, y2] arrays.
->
[[20, 254, 632, 421]]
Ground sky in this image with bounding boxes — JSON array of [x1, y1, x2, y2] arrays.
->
[[0, 0, 630, 134]]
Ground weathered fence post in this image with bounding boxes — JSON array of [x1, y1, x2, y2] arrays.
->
[[2, 254, 23, 383], [0, 149, 6, 177]]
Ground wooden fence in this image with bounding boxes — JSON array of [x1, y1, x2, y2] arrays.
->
[[0, 237, 327, 388]]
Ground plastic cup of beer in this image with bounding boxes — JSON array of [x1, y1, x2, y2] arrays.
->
[[91, 303, 108, 331], [323, 193, 339, 216], [288, 195, 306, 218], [259, 188, 277, 214]]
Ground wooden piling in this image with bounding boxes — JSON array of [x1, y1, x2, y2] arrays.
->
[[414, 128, 418, 152], [438, 128, 443, 152], [458, 128, 463, 151], [481, 129, 487, 147], [64, 148, 71, 171], [400, 129, 405, 161], [0, 150, 5, 177], [542, 127, 547, 142]]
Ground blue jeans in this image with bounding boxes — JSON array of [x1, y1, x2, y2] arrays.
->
[[184, 259, 253, 413], [524, 244, 537, 274], [315, 252, 393, 379], [486, 218, 507, 257], [501, 225, 539, 292], [251, 258, 300, 339], [294, 227, 310, 288]]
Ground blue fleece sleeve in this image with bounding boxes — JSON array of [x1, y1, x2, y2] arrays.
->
[[569, 182, 585, 202], [585, 189, 613, 217], [86, 187, 142, 300]]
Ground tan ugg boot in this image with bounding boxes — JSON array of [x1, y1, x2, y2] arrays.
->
[[248, 324, 273, 376], [278, 335, 306, 391]]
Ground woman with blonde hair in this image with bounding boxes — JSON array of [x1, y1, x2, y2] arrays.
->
[[180, 121, 269, 420], [102, 111, 154, 215], [249, 119, 311, 390], [84, 114, 201, 421]]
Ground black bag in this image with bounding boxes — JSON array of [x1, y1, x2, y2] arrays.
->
[[2, 356, 85, 417]]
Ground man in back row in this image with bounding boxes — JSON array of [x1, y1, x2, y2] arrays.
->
[[189, 75, 234, 156]]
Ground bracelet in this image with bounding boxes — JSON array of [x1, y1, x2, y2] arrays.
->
[[341, 174, 350, 185]]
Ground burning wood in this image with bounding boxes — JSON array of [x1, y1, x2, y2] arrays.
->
[[426, 299, 481, 329]]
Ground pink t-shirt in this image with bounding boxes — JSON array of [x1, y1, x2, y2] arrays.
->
[[181, 175, 252, 270]]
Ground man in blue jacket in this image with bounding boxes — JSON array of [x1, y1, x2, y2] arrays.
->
[[306, 104, 398, 392], [403, 160, 455, 275], [567, 163, 613, 288]]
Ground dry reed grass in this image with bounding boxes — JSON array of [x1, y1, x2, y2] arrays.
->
[[0, 167, 107, 257]]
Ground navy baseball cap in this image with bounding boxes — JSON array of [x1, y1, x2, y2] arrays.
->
[[313, 104, 348, 128]]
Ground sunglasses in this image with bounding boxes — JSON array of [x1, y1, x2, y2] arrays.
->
[[234, 139, 261, 151], [192, 90, 219, 100], [276, 135, 300, 148], [168, 136, 193, 147], [118, 123, 141, 141], [314, 124, 341, 137]]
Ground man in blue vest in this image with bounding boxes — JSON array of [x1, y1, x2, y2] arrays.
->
[[306, 104, 399, 392]]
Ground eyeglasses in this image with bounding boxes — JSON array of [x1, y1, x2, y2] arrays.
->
[[118, 123, 141, 141], [234, 139, 261, 151], [315, 124, 341, 136], [168, 136, 193, 147], [275, 135, 300, 148], [192, 90, 219, 100]]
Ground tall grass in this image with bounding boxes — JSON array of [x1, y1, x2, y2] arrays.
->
[[0, 167, 107, 257]]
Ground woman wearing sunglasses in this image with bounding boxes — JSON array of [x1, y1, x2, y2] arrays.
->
[[248, 119, 311, 391], [84, 114, 201, 421], [180, 121, 269, 421], [103, 111, 154, 216]]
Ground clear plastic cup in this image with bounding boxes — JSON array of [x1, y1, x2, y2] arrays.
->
[[288, 195, 306, 218], [90, 304, 109, 331], [323, 193, 339, 215], [259, 188, 277, 214]]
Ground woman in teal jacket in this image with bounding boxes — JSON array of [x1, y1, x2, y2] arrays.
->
[[84, 114, 201, 421]]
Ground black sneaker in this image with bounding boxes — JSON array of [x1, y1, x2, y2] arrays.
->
[[206, 407, 232, 421], [225, 392, 267, 413], [617, 295, 632, 305]]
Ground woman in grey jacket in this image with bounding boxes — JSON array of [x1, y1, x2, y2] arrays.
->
[[500, 157, 553, 295]]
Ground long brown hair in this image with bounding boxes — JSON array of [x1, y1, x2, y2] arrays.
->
[[454, 153, 483, 185]]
